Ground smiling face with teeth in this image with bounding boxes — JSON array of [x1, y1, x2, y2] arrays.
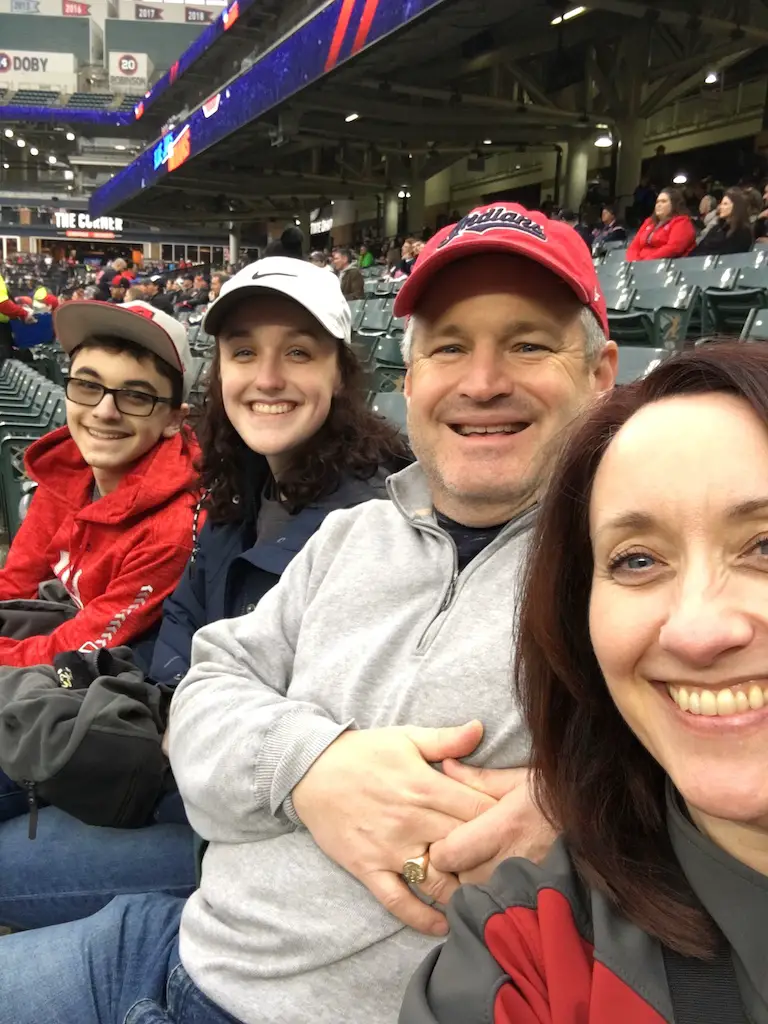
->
[[404, 254, 617, 526], [590, 391, 768, 833], [217, 295, 342, 477]]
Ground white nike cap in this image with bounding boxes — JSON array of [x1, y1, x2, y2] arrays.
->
[[202, 257, 352, 344], [54, 300, 194, 400]]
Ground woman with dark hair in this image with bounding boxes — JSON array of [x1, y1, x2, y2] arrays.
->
[[693, 188, 754, 256], [263, 225, 305, 259], [402, 341, 768, 1023], [149, 256, 408, 685], [625, 186, 695, 261]]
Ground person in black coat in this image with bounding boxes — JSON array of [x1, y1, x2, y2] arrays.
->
[[692, 188, 754, 257], [148, 257, 409, 686]]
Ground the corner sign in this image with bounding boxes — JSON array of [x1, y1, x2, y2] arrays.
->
[[54, 212, 124, 233]]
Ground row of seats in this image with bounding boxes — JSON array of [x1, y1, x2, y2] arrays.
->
[[363, 277, 405, 298], [66, 93, 114, 110], [9, 89, 60, 106]]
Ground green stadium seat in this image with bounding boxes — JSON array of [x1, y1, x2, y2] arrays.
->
[[719, 250, 768, 271], [358, 298, 393, 337], [706, 267, 768, 335], [670, 255, 719, 274], [610, 284, 698, 349], [616, 346, 669, 385], [371, 391, 407, 432], [628, 261, 678, 288], [741, 308, 768, 342], [347, 299, 366, 331], [372, 335, 406, 393], [363, 279, 378, 298], [602, 284, 636, 312], [374, 280, 394, 296]]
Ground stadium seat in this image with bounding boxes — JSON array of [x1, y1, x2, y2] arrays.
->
[[116, 95, 143, 112], [706, 268, 768, 335], [610, 284, 698, 350], [719, 250, 768, 271], [602, 284, 636, 312], [627, 261, 678, 288], [372, 335, 406, 393], [358, 298, 393, 337], [363, 279, 378, 298], [374, 280, 394, 296], [616, 346, 668, 385], [741, 308, 768, 342], [670, 255, 719, 274], [347, 299, 366, 331], [371, 391, 407, 432]]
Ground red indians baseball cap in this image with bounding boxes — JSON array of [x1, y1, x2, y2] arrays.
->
[[394, 202, 609, 337]]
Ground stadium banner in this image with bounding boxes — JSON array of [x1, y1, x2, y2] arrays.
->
[[62, 0, 90, 13], [108, 51, 152, 90], [0, 49, 77, 90], [10, 0, 40, 13], [134, 2, 162, 18], [185, 6, 212, 23]]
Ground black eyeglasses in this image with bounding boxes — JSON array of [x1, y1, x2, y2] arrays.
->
[[65, 377, 172, 418]]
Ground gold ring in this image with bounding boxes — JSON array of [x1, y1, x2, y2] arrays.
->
[[402, 852, 429, 884]]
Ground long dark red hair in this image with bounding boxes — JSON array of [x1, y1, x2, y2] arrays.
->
[[518, 340, 768, 957]]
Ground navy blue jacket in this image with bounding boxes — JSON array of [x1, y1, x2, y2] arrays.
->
[[148, 471, 389, 686]]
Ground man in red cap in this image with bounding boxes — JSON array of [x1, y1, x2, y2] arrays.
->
[[0, 205, 617, 1024]]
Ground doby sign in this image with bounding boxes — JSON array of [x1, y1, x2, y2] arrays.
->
[[0, 50, 76, 90], [53, 212, 124, 233], [108, 51, 151, 90]]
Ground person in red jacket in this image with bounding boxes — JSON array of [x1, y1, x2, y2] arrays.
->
[[0, 270, 37, 365], [625, 186, 696, 261], [0, 300, 201, 668], [402, 342, 768, 1024]]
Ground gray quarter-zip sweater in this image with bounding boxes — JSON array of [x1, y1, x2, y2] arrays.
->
[[169, 462, 535, 1024]]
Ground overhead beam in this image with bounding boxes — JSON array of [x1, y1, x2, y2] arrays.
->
[[640, 46, 753, 116], [585, 0, 768, 44], [504, 59, 564, 111]]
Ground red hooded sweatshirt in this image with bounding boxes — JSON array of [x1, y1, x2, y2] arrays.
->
[[0, 425, 201, 667]]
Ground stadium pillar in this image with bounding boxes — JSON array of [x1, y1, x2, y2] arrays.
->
[[384, 190, 399, 238], [407, 179, 425, 237], [228, 222, 241, 265], [615, 119, 645, 219], [564, 137, 590, 212]]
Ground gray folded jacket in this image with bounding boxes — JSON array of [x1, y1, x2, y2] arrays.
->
[[0, 646, 172, 834]]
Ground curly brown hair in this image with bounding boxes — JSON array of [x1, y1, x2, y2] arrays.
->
[[197, 341, 409, 524]]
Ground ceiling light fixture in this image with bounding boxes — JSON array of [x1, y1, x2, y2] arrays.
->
[[705, 71, 718, 84], [594, 132, 613, 148], [483, 138, 493, 145], [115, 144, 126, 151], [2, 162, 8, 170], [551, 6, 587, 26], [673, 172, 688, 185], [66, 131, 75, 141], [344, 112, 360, 123], [29, 147, 38, 156], [3, 129, 12, 139], [48, 155, 57, 165], [16, 139, 25, 148]]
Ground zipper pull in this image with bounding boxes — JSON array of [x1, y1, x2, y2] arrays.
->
[[24, 781, 38, 840], [440, 571, 459, 612]]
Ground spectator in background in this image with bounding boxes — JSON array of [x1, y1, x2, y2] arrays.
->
[[693, 188, 753, 257], [646, 144, 670, 190], [631, 175, 657, 226], [186, 275, 210, 310], [396, 238, 419, 277], [753, 182, 768, 245], [124, 286, 145, 302], [592, 203, 627, 256], [209, 272, 229, 299], [109, 275, 130, 305], [561, 209, 593, 251], [625, 187, 695, 262], [696, 194, 719, 242], [386, 237, 401, 271], [309, 252, 333, 273], [263, 226, 304, 260], [331, 247, 365, 300], [743, 186, 764, 225], [145, 275, 176, 316], [358, 243, 375, 269]]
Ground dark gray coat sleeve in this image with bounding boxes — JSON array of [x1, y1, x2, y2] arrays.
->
[[400, 884, 510, 1024]]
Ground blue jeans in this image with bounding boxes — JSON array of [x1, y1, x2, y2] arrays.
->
[[0, 894, 244, 1023], [0, 769, 26, 821], [0, 805, 196, 929]]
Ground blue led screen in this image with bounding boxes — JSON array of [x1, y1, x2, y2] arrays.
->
[[90, 0, 447, 217]]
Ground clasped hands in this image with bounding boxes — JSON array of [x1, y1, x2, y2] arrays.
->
[[291, 720, 555, 936]]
